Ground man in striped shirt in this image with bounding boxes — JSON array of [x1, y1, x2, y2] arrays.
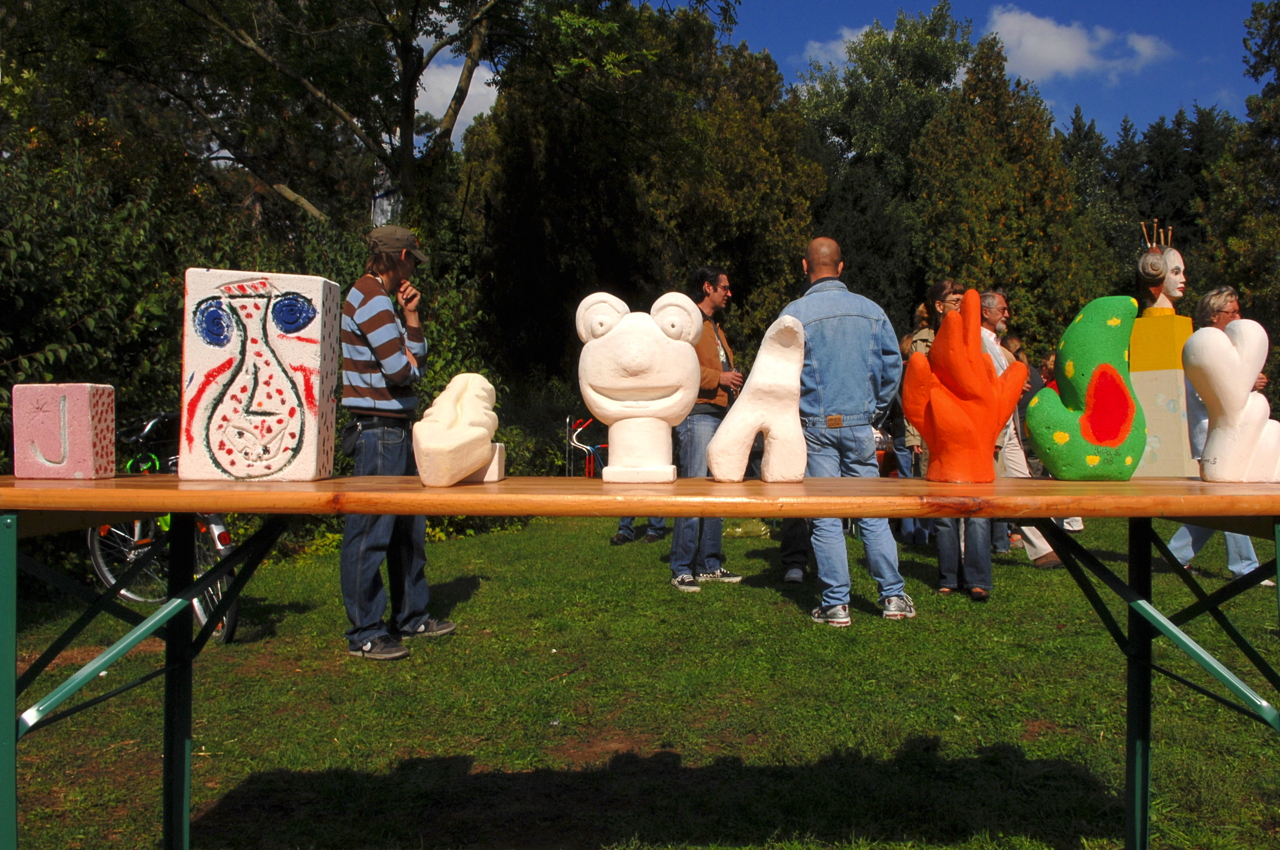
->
[[340, 225, 455, 660]]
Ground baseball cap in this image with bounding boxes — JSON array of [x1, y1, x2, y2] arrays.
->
[[367, 225, 428, 264]]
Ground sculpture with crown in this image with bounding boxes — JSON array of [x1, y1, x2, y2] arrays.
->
[[1129, 219, 1199, 477]]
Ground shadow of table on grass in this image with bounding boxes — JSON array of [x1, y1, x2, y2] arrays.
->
[[192, 736, 1120, 849]]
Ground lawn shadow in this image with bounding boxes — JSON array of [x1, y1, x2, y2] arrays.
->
[[191, 737, 1121, 850], [430, 574, 485, 620], [231, 598, 316, 644]]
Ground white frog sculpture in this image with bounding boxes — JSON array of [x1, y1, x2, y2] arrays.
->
[[576, 292, 702, 482], [1183, 319, 1280, 482]]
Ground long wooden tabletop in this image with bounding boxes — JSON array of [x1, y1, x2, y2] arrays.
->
[[5, 474, 1280, 523]]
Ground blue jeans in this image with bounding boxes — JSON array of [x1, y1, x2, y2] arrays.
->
[[805, 424, 904, 606], [670, 413, 723, 577], [617, 517, 666, 540], [992, 521, 1010, 553], [935, 517, 992, 591], [340, 423, 431, 648], [1167, 525, 1259, 578]]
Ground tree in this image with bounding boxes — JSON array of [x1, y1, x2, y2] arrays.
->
[[912, 35, 1109, 356], [1202, 1, 1280, 347], [798, 0, 972, 331], [463, 4, 820, 375]]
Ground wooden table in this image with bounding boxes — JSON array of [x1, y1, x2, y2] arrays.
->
[[4, 475, 1279, 850]]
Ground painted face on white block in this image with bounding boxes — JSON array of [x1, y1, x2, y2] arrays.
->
[[182, 270, 339, 482], [576, 292, 702, 426]]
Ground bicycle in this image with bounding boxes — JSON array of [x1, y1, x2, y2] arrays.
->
[[86, 413, 239, 643]]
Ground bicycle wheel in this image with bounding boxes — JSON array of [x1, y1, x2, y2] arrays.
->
[[191, 524, 238, 644], [87, 519, 169, 603]]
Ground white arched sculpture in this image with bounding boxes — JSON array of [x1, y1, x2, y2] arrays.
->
[[706, 315, 806, 482], [1183, 319, 1280, 482], [576, 292, 702, 482], [412, 372, 504, 487]]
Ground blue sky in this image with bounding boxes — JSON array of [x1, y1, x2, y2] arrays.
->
[[732, 1, 1264, 141]]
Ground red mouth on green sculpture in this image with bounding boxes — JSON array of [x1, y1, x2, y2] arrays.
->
[[1080, 364, 1136, 447]]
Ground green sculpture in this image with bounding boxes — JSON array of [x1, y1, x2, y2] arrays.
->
[[1026, 296, 1147, 481]]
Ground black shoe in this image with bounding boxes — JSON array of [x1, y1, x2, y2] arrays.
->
[[642, 532, 664, 544], [397, 618, 456, 639], [349, 635, 409, 660], [610, 533, 633, 546]]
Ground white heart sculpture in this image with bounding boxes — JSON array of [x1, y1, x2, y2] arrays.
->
[[1183, 319, 1280, 482]]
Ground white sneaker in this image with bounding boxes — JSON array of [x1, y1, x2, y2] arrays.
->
[[783, 567, 805, 583], [1262, 579, 1276, 588]]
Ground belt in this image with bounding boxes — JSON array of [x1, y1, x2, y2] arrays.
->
[[800, 414, 860, 428], [353, 414, 411, 429]]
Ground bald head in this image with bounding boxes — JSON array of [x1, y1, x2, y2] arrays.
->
[[803, 237, 843, 283]]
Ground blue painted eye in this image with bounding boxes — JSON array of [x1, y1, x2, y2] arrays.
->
[[271, 293, 317, 334], [194, 298, 233, 347]]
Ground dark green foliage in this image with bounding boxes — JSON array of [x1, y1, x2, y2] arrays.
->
[[799, 1, 973, 332], [463, 3, 821, 375]]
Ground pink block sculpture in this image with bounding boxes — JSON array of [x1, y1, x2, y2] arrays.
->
[[179, 269, 340, 481], [12, 384, 115, 479]]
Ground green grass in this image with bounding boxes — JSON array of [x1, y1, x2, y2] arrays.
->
[[14, 517, 1280, 849]]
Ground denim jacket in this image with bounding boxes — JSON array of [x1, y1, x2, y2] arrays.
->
[[779, 277, 903, 428]]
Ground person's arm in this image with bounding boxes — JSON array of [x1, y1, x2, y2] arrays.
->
[[354, 285, 420, 386], [397, 281, 428, 363], [873, 320, 904, 424]]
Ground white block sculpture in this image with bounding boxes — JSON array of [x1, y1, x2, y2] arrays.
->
[[1183, 319, 1280, 482], [179, 269, 340, 481], [412, 372, 502, 487], [706, 316, 806, 482], [12, 383, 115, 479], [576, 292, 702, 482]]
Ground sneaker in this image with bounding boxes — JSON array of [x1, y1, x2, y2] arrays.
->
[[642, 532, 664, 544], [398, 618, 456, 639], [1261, 579, 1276, 588], [349, 635, 409, 660], [610, 533, 633, 546], [783, 567, 805, 583], [881, 594, 917, 620], [811, 604, 851, 627], [671, 574, 701, 592], [696, 568, 742, 583]]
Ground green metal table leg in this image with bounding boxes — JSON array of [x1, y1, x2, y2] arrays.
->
[[2, 514, 17, 850], [162, 513, 194, 850], [1274, 519, 1279, 629], [1125, 517, 1153, 850]]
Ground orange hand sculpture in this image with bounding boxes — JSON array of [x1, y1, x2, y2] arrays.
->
[[902, 289, 1028, 483]]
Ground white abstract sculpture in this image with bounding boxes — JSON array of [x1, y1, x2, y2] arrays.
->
[[412, 372, 503, 487], [706, 316, 806, 482], [576, 292, 702, 483], [1183, 319, 1280, 482], [179, 269, 341, 481]]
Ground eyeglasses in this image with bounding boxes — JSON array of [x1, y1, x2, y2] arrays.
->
[[1216, 307, 1241, 317], [714, 283, 732, 292], [942, 296, 963, 305]]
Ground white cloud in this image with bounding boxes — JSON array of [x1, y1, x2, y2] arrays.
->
[[416, 61, 497, 144], [987, 5, 1172, 85], [798, 26, 871, 69]]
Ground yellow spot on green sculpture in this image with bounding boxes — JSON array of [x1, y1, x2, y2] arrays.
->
[[1107, 316, 1121, 327], [1065, 360, 1075, 379], [1124, 350, 1129, 361], [1125, 456, 1133, 465], [1029, 396, 1039, 408], [1054, 431, 1070, 445], [1086, 455, 1101, 466], [1074, 314, 1083, 323]]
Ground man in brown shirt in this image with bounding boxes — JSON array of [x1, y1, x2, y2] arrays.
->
[[669, 266, 745, 591]]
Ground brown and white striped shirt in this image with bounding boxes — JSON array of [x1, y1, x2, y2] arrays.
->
[[340, 274, 427, 417]]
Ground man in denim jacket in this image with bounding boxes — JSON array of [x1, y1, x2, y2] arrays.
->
[[779, 238, 914, 626]]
